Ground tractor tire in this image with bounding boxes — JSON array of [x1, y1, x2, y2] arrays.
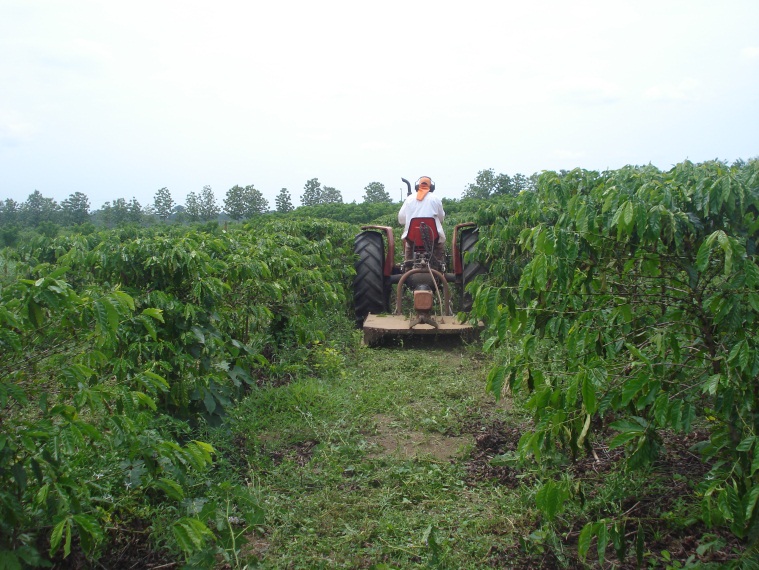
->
[[353, 231, 389, 325], [460, 227, 484, 313]]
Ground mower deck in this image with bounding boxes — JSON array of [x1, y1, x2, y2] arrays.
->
[[362, 313, 481, 346]]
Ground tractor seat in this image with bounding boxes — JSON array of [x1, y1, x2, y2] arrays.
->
[[406, 218, 439, 249]]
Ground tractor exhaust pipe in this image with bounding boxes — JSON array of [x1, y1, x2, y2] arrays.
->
[[401, 178, 412, 197]]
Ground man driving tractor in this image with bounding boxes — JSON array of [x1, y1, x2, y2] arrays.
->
[[398, 176, 446, 267]]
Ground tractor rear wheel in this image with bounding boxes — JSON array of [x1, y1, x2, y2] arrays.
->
[[460, 227, 484, 312], [354, 231, 389, 324]]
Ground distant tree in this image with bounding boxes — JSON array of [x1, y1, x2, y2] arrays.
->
[[21, 190, 59, 226], [363, 182, 391, 204], [184, 192, 201, 222], [198, 185, 219, 221], [300, 178, 322, 207], [97, 197, 141, 227], [511, 173, 534, 194], [0, 224, 20, 247], [224, 185, 247, 220], [37, 221, 59, 238], [247, 185, 269, 214], [275, 188, 294, 213], [126, 198, 142, 224], [321, 186, 343, 204], [99, 199, 124, 227], [61, 192, 90, 225], [224, 184, 268, 220], [153, 187, 174, 221], [0, 198, 20, 225], [463, 169, 515, 199], [172, 204, 187, 224]]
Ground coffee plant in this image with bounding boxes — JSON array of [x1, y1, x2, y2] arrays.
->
[[0, 218, 355, 566], [470, 159, 759, 563]]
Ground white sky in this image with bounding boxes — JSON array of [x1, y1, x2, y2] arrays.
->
[[1, 0, 758, 209]]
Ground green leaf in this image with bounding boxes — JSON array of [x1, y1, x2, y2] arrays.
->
[[141, 307, 165, 323], [737, 435, 756, 453], [486, 287, 499, 321], [486, 366, 507, 401], [94, 297, 119, 337], [172, 517, 215, 554], [132, 391, 157, 411], [625, 342, 651, 366], [744, 485, 759, 521], [609, 418, 646, 449], [483, 336, 498, 353], [620, 374, 648, 406], [623, 201, 634, 227], [496, 311, 510, 342], [27, 299, 44, 328], [610, 418, 648, 432], [636, 522, 645, 567], [696, 232, 718, 271], [73, 514, 103, 554], [717, 230, 732, 275], [49, 517, 72, 558], [726, 485, 745, 530], [533, 253, 548, 290], [535, 480, 567, 520], [596, 522, 609, 566], [138, 371, 170, 393], [156, 478, 185, 501], [609, 431, 642, 449], [111, 290, 135, 311], [702, 374, 721, 396], [578, 522, 594, 560], [140, 315, 158, 341], [192, 440, 215, 456]]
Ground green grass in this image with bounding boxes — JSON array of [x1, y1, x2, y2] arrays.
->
[[225, 341, 532, 568], [207, 337, 742, 569]]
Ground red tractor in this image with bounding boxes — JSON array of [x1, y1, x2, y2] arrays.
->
[[353, 178, 483, 345]]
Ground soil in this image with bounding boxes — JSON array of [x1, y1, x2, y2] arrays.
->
[[460, 416, 746, 569], [365, 414, 471, 461], [49, 519, 178, 570], [463, 417, 524, 488], [266, 438, 319, 467]]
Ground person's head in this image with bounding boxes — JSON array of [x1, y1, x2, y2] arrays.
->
[[415, 176, 435, 192]]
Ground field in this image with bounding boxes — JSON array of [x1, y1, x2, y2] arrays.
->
[[1, 160, 758, 568]]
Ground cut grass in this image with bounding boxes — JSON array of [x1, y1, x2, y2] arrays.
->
[[220, 339, 744, 568], [228, 342, 531, 568]]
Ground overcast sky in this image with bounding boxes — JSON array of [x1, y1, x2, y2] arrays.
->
[[1, 0, 757, 210]]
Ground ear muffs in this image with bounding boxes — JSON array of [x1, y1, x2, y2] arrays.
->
[[414, 177, 435, 192]]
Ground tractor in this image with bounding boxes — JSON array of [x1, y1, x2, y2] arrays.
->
[[353, 178, 483, 345]]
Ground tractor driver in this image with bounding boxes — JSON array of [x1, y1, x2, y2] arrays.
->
[[398, 176, 446, 266]]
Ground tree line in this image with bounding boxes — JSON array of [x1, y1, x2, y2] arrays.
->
[[0, 169, 535, 237]]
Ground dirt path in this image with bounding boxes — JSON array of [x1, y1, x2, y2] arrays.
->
[[235, 340, 532, 568]]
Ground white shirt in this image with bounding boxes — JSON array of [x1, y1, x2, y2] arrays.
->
[[398, 192, 446, 242]]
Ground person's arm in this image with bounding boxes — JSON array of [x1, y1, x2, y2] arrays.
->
[[398, 199, 408, 225], [436, 197, 445, 223]]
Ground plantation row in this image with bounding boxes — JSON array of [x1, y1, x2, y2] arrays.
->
[[0, 219, 359, 566], [469, 159, 759, 564], [1, 158, 758, 566]]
